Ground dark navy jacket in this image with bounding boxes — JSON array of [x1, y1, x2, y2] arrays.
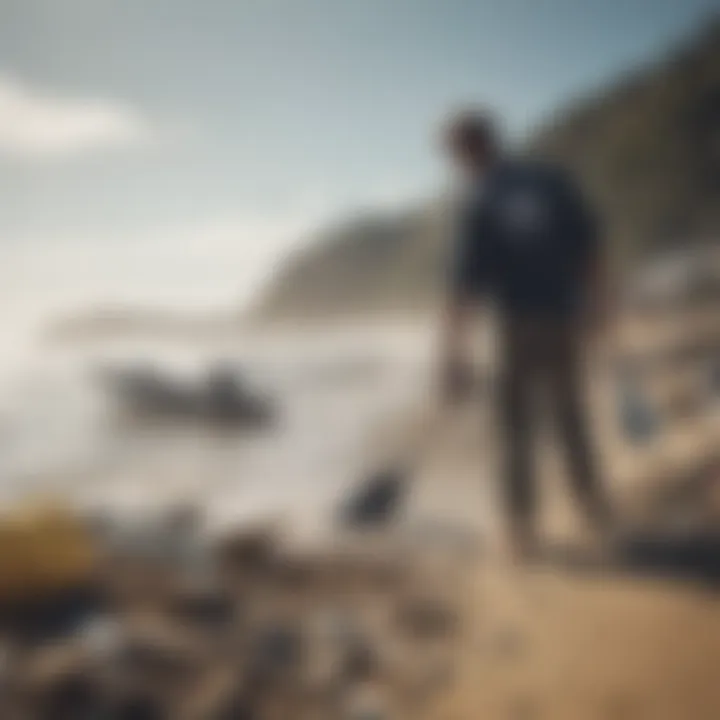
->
[[449, 160, 599, 319]]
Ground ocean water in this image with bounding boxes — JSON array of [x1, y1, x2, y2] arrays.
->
[[0, 323, 434, 540]]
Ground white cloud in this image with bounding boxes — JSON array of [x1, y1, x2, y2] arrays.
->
[[1, 204, 327, 324], [0, 179, 429, 350], [0, 74, 153, 159]]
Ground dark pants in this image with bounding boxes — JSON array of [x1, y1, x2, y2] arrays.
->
[[499, 319, 608, 531]]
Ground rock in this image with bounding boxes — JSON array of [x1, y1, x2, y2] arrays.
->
[[204, 365, 275, 426], [119, 615, 207, 682], [215, 527, 279, 581], [6, 588, 105, 645], [168, 586, 236, 630], [23, 643, 91, 694], [100, 364, 197, 420], [340, 468, 406, 528], [616, 528, 720, 586], [304, 608, 379, 690], [247, 623, 304, 682], [34, 670, 107, 720], [111, 690, 165, 720]]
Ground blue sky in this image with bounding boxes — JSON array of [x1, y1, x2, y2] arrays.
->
[[0, 0, 715, 325]]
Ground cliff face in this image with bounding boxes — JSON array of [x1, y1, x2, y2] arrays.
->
[[253, 206, 449, 321], [254, 21, 720, 322], [528, 19, 720, 260]]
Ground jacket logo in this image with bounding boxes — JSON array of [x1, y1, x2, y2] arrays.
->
[[497, 190, 549, 240]]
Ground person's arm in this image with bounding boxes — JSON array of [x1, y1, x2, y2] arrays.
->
[[438, 199, 486, 402]]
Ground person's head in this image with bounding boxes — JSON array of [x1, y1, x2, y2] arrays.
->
[[443, 109, 499, 175]]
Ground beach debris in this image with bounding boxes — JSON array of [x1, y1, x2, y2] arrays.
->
[[0, 503, 97, 605], [215, 524, 279, 581], [247, 621, 304, 681], [204, 363, 275, 425], [0, 510, 477, 718], [340, 638, 381, 686], [34, 669, 107, 720], [615, 368, 660, 444], [91, 503, 216, 590], [168, 585, 237, 631], [304, 606, 379, 690], [614, 527, 720, 586], [19, 640, 109, 720], [97, 362, 276, 428], [111, 690, 165, 720], [76, 614, 125, 662], [340, 467, 406, 528]]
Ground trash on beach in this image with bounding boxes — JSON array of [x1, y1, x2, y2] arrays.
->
[[96, 361, 277, 428], [339, 467, 407, 529], [0, 502, 97, 604], [615, 370, 660, 444]]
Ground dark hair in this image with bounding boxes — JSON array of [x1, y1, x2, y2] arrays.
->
[[444, 109, 498, 158]]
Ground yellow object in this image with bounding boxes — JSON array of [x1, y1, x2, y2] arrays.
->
[[0, 501, 96, 603]]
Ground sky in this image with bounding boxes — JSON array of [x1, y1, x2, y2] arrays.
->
[[0, 0, 715, 332]]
